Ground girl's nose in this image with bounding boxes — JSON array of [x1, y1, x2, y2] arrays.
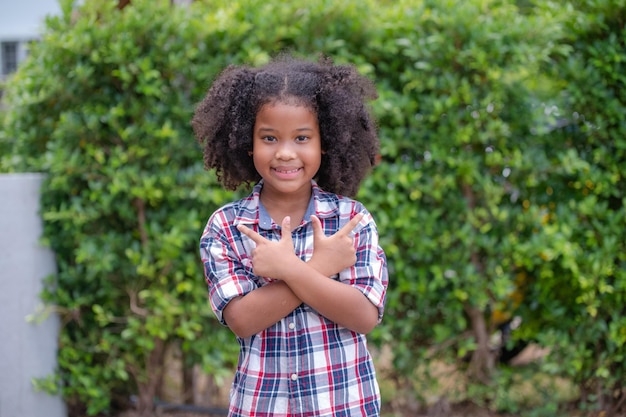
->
[[275, 142, 296, 160]]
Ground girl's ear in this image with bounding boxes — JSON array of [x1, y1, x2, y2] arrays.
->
[[248, 150, 253, 156]]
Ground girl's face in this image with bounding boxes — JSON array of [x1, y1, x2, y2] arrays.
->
[[252, 102, 322, 202]]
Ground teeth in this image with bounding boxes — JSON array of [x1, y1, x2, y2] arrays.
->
[[276, 168, 299, 173]]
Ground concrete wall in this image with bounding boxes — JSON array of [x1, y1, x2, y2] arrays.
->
[[0, 0, 61, 39], [0, 173, 67, 417]]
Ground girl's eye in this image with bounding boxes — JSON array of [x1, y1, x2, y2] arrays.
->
[[295, 136, 310, 143], [262, 136, 277, 142]]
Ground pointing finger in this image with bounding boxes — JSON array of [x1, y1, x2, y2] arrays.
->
[[236, 224, 265, 244], [337, 212, 365, 237]]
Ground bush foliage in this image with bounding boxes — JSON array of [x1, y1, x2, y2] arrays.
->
[[0, 0, 623, 415]]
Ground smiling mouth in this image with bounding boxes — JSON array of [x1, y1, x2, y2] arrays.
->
[[273, 167, 301, 174]]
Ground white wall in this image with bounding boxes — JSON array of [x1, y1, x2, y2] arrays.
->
[[0, 0, 61, 79], [0, 0, 61, 39], [0, 173, 67, 417]]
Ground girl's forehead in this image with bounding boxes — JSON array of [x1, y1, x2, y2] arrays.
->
[[260, 97, 316, 113], [257, 102, 316, 117], [254, 102, 320, 131]]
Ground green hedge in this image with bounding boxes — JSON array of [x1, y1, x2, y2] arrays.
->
[[515, 0, 626, 412], [0, 0, 623, 415]]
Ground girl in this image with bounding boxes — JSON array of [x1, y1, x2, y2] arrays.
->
[[192, 55, 388, 417]]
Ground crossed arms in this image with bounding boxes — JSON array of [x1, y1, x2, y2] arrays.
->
[[222, 214, 379, 338]]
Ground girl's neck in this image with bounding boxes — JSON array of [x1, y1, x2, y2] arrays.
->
[[260, 187, 312, 226]]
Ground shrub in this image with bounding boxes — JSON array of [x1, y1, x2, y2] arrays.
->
[[361, 0, 565, 385], [517, 1, 626, 413]]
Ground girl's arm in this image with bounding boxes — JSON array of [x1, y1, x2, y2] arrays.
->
[[222, 280, 301, 338]]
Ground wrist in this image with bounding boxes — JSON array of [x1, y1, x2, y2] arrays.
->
[[280, 254, 307, 282], [307, 257, 333, 277]]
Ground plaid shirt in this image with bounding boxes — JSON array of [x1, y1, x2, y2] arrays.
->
[[200, 180, 388, 417]]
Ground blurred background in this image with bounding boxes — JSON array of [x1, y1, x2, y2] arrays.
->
[[0, 1, 624, 416]]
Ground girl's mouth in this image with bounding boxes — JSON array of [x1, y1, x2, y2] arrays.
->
[[272, 167, 302, 178]]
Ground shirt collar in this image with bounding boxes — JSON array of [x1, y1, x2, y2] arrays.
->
[[233, 180, 339, 229]]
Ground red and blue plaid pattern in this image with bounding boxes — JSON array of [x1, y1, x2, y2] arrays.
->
[[200, 181, 388, 417]]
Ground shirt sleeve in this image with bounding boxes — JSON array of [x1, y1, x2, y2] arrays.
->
[[200, 214, 256, 325], [339, 205, 389, 323]]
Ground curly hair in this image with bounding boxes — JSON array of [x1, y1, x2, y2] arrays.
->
[[191, 55, 379, 197]]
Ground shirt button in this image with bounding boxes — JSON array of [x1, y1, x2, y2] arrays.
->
[[290, 373, 298, 381], [288, 322, 295, 330]]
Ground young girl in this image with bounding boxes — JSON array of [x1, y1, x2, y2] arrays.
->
[[192, 55, 388, 417]]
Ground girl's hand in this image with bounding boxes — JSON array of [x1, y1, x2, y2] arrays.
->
[[237, 216, 299, 280], [308, 213, 364, 277]]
